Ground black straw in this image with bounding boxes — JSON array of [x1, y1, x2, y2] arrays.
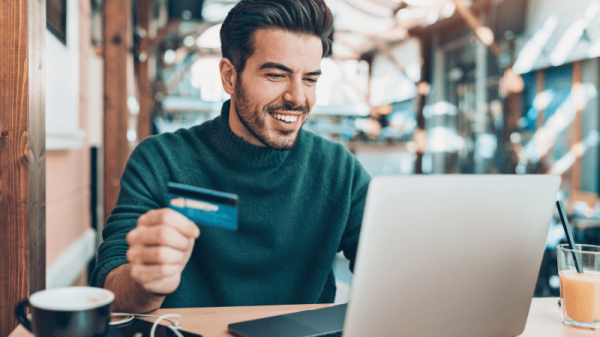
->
[[556, 200, 584, 274]]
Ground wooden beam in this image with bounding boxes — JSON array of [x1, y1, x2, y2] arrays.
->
[[450, 0, 503, 58], [164, 52, 201, 94], [159, 22, 216, 95], [136, 0, 153, 141], [0, 0, 46, 334], [371, 38, 406, 75], [104, 0, 132, 222], [138, 19, 182, 55]]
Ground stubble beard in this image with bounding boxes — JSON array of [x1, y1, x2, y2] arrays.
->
[[233, 78, 309, 151]]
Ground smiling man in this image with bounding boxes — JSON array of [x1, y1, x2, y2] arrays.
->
[[222, 29, 322, 151], [92, 0, 371, 313]]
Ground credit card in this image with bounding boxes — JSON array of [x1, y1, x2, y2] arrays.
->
[[167, 182, 239, 231]]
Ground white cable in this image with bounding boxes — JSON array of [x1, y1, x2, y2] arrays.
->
[[110, 312, 184, 337], [151, 314, 184, 337], [109, 313, 135, 325]]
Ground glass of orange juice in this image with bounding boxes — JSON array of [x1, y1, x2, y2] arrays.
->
[[557, 244, 600, 330]]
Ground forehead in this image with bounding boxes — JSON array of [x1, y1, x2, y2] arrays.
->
[[247, 29, 323, 71]]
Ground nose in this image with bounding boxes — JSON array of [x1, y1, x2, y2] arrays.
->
[[282, 78, 305, 109]]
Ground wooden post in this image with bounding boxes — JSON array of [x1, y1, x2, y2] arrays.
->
[[414, 36, 431, 174], [0, 0, 46, 334], [535, 70, 548, 173], [572, 61, 582, 192], [104, 0, 132, 222], [501, 91, 521, 173], [500, 40, 521, 173], [136, 0, 153, 141], [535, 70, 545, 129]]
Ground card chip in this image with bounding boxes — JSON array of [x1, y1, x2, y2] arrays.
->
[[167, 182, 239, 231]]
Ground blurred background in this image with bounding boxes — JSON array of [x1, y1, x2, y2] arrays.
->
[[43, 0, 600, 303]]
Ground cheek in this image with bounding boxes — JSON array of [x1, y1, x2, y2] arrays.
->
[[305, 87, 317, 108], [252, 80, 286, 108]]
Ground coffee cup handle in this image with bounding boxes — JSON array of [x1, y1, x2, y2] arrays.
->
[[15, 299, 33, 332]]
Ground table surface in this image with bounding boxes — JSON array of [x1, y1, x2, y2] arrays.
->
[[9, 298, 599, 337]]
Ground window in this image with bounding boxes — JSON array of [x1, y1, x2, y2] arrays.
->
[[47, 0, 67, 44]]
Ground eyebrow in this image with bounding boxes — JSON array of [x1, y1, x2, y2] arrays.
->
[[259, 62, 322, 76]]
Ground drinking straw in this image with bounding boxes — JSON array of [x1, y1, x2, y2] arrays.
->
[[556, 200, 584, 274]]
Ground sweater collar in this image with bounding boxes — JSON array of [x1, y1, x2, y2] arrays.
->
[[208, 100, 291, 168]]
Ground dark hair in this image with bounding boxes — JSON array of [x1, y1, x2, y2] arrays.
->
[[220, 0, 333, 73]]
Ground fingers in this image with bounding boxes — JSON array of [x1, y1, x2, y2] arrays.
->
[[125, 208, 199, 295], [126, 225, 191, 252], [140, 274, 182, 295], [130, 263, 182, 284], [127, 246, 185, 265], [138, 209, 200, 239]]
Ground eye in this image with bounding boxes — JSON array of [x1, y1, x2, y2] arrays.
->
[[305, 78, 318, 83], [267, 74, 285, 79]]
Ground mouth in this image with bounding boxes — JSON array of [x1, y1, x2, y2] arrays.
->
[[269, 112, 300, 123], [268, 112, 302, 131]]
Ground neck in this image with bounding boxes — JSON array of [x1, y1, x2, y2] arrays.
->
[[228, 99, 266, 147]]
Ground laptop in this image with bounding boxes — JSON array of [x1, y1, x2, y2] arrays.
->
[[229, 175, 561, 337]]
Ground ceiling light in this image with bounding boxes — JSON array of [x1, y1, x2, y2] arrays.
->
[[378, 104, 393, 115], [127, 129, 137, 142], [586, 1, 600, 22], [416, 82, 430, 96], [550, 1, 599, 66], [196, 24, 222, 49], [127, 96, 140, 115], [183, 36, 195, 47], [396, 7, 428, 21], [425, 10, 439, 24], [163, 49, 176, 64], [588, 38, 600, 58], [533, 90, 553, 111], [549, 18, 587, 66], [512, 15, 558, 74], [441, 1, 456, 18], [475, 26, 494, 46], [202, 3, 236, 22], [403, 0, 435, 6], [405, 63, 421, 82]]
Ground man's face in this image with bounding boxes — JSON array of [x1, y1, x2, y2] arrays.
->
[[231, 29, 323, 150]]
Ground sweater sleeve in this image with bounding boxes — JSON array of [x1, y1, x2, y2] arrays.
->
[[90, 137, 169, 288], [338, 156, 370, 272]]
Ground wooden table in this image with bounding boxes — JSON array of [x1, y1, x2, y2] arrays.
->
[[9, 298, 599, 337]]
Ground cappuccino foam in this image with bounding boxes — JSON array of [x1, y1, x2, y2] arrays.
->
[[29, 286, 114, 311]]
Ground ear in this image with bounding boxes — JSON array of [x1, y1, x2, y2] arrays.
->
[[219, 58, 237, 95]]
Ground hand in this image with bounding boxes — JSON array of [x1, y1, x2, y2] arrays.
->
[[126, 208, 200, 295]]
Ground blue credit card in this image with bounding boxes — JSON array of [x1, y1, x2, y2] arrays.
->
[[167, 182, 239, 231]]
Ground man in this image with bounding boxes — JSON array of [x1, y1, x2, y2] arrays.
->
[[91, 0, 370, 313]]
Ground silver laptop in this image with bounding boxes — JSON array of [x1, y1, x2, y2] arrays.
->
[[230, 175, 561, 337], [344, 175, 560, 337]]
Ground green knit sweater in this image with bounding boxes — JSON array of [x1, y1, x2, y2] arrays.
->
[[91, 100, 371, 308]]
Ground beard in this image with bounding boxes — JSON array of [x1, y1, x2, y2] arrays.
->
[[233, 78, 309, 151]]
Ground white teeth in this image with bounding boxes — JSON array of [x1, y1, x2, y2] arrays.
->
[[272, 113, 298, 123]]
